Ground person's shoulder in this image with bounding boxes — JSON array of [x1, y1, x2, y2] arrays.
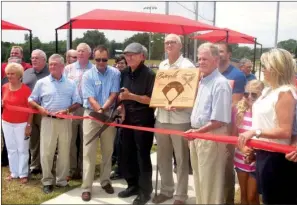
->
[[108, 65, 121, 75], [159, 59, 168, 68], [21, 83, 31, 90], [215, 72, 232, 88], [2, 83, 9, 89], [181, 57, 195, 68], [23, 67, 34, 74], [230, 65, 246, 78]]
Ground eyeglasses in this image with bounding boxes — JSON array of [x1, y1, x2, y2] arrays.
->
[[95, 58, 108, 63], [244, 92, 259, 99], [70, 56, 77, 59], [164, 41, 177, 45]]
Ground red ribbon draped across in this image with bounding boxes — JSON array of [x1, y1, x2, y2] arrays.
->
[[4, 104, 296, 154]]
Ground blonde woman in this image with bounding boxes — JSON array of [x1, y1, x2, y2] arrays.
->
[[238, 48, 297, 204], [1, 63, 32, 184], [232, 80, 264, 205]]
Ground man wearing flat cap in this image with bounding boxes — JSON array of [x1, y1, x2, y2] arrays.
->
[[117, 42, 156, 205]]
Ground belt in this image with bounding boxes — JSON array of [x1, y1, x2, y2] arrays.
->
[[47, 115, 64, 120]]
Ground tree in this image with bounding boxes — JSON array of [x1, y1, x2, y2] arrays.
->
[[277, 39, 297, 54], [73, 30, 109, 51]]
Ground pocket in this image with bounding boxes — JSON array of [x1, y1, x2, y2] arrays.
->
[[198, 140, 218, 167]]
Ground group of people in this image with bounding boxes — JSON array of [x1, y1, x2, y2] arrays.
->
[[1, 33, 297, 205]]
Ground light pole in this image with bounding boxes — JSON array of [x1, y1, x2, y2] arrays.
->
[[143, 6, 157, 61]]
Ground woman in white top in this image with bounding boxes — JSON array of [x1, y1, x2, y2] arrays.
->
[[238, 48, 297, 204]]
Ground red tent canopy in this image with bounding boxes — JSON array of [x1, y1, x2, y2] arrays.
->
[[2, 20, 30, 31], [56, 9, 220, 35], [192, 28, 255, 44]]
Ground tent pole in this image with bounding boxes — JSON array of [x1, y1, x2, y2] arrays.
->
[[29, 30, 33, 54], [259, 43, 263, 79], [55, 29, 58, 53], [183, 35, 186, 57], [226, 30, 229, 43], [252, 38, 257, 74], [69, 20, 73, 49]]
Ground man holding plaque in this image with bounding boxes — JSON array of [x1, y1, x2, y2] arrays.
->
[[118, 42, 155, 205], [186, 42, 232, 204], [152, 34, 194, 205]]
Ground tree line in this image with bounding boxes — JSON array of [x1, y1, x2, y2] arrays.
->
[[1, 30, 297, 63]]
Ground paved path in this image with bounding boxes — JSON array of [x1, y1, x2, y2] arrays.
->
[[43, 152, 239, 204]]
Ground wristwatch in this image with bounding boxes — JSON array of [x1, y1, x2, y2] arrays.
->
[[255, 129, 262, 138]]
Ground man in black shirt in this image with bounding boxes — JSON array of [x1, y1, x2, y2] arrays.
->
[[117, 43, 156, 205]]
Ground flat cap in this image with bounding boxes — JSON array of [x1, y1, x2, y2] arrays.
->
[[123, 42, 144, 54]]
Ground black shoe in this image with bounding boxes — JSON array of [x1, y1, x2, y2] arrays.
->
[[56, 184, 69, 188], [133, 193, 151, 205], [43, 185, 54, 194], [30, 169, 42, 175], [118, 186, 139, 198]]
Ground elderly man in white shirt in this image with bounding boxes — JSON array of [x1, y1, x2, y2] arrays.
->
[[152, 34, 195, 205], [186, 42, 232, 204]]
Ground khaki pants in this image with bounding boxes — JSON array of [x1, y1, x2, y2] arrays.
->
[[189, 126, 228, 204], [224, 144, 235, 204], [69, 107, 84, 175], [40, 116, 71, 186], [30, 114, 41, 170], [81, 109, 116, 192], [155, 121, 191, 202]]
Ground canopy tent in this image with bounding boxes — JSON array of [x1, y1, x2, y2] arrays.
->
[[1, 20, 33, 54], [55, 8, 221, 53], [192, 28, 262, 74]]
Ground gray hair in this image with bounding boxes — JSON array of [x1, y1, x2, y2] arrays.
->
[[77, 43, 91, 54], [32, 49, 47, 61], [66, 49, 77, 56], [197, 42, 219, 57], [165, 33, 182, 45], [239, 58, 252, 67], [49, 54, 65, 65]]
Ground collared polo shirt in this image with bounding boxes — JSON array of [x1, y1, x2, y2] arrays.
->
[[82, 65, 121, 109], [28, 75, 81, 113], [156, 55, 196, 124], [64, 61, 94, 101], [222, 64, 247, 94], [246, 73, 256, 81], [23, 66, 50, 90], [191, 69, 232, 129], [120, 62, 156, 125]]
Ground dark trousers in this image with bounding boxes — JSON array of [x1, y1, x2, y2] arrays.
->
[[120, 126, 154, 196], [256, 150, 297, 204], [112, 127, 122, 175], [1, 128, 9, 166]]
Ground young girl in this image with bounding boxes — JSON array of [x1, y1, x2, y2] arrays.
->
[[232, 80, 264, 205]]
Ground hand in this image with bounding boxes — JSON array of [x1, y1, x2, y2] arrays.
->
[[25, 125, 32, 137], [38, 106, 50, 116], [119, 87, 131, 101], [164, 105, 176, 111], [244, 151, 256, 164], [54, 110, 68, 115], [184, 129, 200, 141], [285, 146, 297, 162], [241, 146, 254, 155], [238, 130, 255, 150], [97, 109, 104, 114]]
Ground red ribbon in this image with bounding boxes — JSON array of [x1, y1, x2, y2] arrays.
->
[[4, 104, 296, 154]]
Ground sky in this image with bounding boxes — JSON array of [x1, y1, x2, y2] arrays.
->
[[1, 1, 297, 48]]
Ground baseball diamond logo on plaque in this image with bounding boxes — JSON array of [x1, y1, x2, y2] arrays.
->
[[150, 68, 200, 108]]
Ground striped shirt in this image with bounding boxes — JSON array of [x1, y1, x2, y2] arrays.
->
[[28, 75, 81, 112], [82, 65, 121, 109], [64, 61, 94, 101], [191, 69, 232, 128], [233, 110, 256, 172]]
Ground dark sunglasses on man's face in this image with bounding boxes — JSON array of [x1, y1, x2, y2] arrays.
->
[[95, 58, 108, 63], [244, 92, 258, 99]]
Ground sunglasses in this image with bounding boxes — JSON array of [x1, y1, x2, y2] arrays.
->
[[244, 92, 259, 99], [95, 58, 108, 63]]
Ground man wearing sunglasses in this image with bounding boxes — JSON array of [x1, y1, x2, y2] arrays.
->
[[81, 45, 121, 202], [65, 49, 78, 65], [64, 43, 94, 181]]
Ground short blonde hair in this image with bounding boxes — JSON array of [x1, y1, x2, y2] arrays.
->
[[5, 62, 24, 78], [198, 42, 219, 57], [260, 48, 295, 89], [77, 43, 91, 54]]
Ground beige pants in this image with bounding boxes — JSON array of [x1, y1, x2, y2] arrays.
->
[[81, 109, 116, 192], [40, 116, 72, 186], [69, 107, 84, 175], [189, 126, 228, 204], [155, 121, 191, 202]]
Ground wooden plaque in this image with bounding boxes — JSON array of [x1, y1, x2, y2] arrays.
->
[[150, 68, 200, 108]]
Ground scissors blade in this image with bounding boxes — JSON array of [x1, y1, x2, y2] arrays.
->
[[85, 123, 110, 146]]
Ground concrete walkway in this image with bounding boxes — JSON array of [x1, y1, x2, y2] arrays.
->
[[42, 152, 239, 204]]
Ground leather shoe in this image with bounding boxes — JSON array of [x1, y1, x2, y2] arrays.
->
[[118, 186, 139, 198], [152, 194, 173, 204], [82, 192, 91, 201], [43, 185, 54, 194], [30, 169, 42, 175], [102, 183, 114, 194], [133, 193, 151, 205]]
